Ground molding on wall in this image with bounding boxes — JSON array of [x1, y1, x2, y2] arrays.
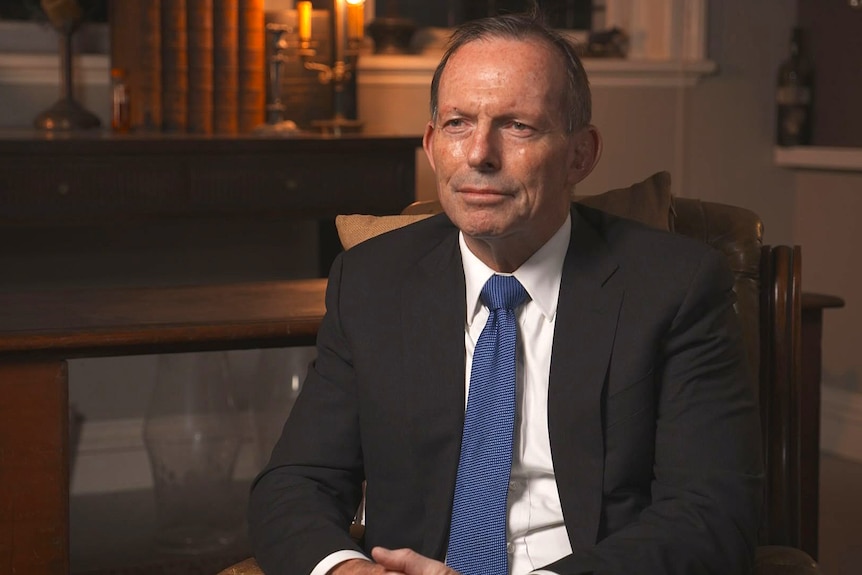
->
[[0, 51, 716, 90], [358, 54, 717, 88], [774, 146, 862, 172], [71, 416, 262, 496], [0, 53, 110, 86], [821, 385, 862, 463]]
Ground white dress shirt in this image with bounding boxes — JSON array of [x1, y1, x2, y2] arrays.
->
[[312, 215, 573, 575], [460, 215, 572, 575]]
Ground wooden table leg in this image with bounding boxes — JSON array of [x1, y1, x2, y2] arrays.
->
[[0, 360, 69, 575]]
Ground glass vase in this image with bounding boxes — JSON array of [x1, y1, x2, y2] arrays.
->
[[142, 351, 243, 555], [251, 347, 316, 467]]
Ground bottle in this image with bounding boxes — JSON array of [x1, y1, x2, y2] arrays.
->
[[775, 27, 814, 146], [110, 67, 131, 133]]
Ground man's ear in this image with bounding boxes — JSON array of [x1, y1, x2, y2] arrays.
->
[[422, 121, 437, 172], [568, 125, 602, 185]]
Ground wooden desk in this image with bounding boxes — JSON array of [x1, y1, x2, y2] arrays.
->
[[0, 280, 326, 575], [0, 283, 842, 574]]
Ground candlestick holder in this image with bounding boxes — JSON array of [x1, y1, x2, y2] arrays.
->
[[34, 0, 101, 131], [298, 0, 365, 135], [255, 22, 313, 134]]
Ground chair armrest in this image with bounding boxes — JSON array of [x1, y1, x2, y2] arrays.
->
[[755, 545, 822, 575]]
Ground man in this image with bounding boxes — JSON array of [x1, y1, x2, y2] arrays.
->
[[249, 11, 763, 575]]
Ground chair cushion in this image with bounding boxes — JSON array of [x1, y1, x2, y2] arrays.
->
[[575, 170, 672, 231], [336, 213, 434, 250], [335, 171, 672, 250]]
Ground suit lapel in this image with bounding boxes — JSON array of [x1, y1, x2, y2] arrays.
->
[[549, 205, 624, 549], [399, 228, 466, 558], [397, 208, 624, 554]]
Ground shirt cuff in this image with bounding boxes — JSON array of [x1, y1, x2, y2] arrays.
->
[[310, 550, 372, 575]]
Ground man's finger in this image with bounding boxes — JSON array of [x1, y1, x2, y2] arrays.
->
[[371, 547, 455, 575]]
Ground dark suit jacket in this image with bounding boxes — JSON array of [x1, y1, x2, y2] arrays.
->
[[249, 203, 764, 575]]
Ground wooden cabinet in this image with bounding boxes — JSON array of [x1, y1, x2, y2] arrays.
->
[[0, 132, 419, 222], [0, 132, 422, 281]]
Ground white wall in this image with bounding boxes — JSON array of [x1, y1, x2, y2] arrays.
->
[[682, 0, 799, 246], [796, 171, 862, 395]]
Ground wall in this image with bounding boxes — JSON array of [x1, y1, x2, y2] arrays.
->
[[796, 171, 862, 461], [793, 0, 862, 461], [797, 0, 862, 147], [682, 1, 798, 245], [359, 1, 800, 244], [791, 3, 862, 459]]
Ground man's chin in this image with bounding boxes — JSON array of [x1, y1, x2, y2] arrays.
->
[[453, 216, 511, 241]]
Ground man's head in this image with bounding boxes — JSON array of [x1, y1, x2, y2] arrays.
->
[[423, 12, 602, 272]]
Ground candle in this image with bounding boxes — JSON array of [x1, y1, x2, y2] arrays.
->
[[297, 1, 312, 42], [346, 0, 364, 41]]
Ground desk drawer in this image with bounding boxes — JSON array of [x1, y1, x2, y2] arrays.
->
[[0, 159, 187, 223], [187, 153, 412, 216]]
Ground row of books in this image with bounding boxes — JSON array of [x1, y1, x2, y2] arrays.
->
[[110, 0, 266, 134]]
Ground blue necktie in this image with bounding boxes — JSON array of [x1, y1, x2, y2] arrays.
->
[[447, 274, 529, 575]]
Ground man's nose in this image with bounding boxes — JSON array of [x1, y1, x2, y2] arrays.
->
[[466, 125, 501, 171]]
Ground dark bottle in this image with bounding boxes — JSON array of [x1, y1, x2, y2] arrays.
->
[[776, 27, 814, 146]]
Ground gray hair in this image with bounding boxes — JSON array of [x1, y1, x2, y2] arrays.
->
[[429, 11, 592, 133]]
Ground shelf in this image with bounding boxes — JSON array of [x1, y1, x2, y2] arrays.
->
[[774, 146, 862, 172]]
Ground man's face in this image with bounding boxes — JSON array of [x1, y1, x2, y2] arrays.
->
[[423, 36, 597, 270]]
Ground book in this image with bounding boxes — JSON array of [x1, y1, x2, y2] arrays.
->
[[161, 0, 189, 132], [213, 0, 240, 134], [187, 0, 215, 134], [238, 0, 266, 132], [108, 0, 161, 130]]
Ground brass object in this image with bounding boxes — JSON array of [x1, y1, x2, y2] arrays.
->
[[33, 0, 101, 131]]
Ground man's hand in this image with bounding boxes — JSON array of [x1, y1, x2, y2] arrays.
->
[[371, 547, 458, 575]]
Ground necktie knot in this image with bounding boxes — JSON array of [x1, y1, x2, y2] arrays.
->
[[481, 274, 529, 312]]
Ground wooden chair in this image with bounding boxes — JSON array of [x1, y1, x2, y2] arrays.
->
[[671, 198, 818, 574], [220, 181, 820, 574]]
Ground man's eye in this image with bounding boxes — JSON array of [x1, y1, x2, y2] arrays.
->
[[513, 122, 528, 130], [444, 119, 463, 128]]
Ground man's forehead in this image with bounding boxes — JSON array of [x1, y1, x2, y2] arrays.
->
[[442, 36, 562, 81], [437, 37, 566, 107]]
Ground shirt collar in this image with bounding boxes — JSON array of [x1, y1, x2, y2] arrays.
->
[[460, 213, 571, 327]]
